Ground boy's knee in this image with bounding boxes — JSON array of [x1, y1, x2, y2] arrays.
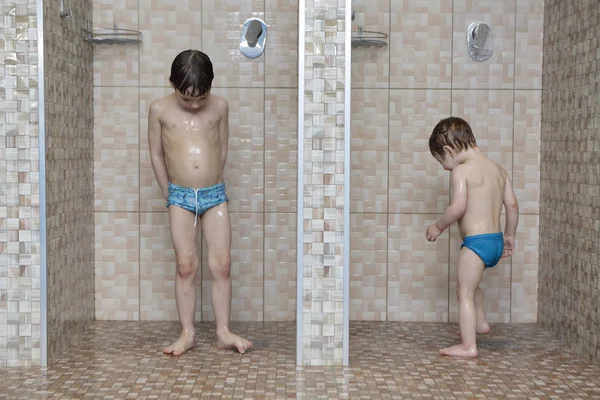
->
[[176, 257, 199, 279], [458, 287, 474, 300], [209, 256, 231, 279]]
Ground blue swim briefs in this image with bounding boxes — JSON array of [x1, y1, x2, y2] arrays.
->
[[461, 232, 504, 268], [166, 182, 229, 225]]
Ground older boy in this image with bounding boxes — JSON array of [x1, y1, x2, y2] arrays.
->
[[148, 50, 253, 356]]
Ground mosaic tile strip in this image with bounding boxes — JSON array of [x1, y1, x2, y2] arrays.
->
[[301, 0, 348, 366], [0, 0, 41, 367], [43, 0, 95, 363], [539, 0, 600, 366]]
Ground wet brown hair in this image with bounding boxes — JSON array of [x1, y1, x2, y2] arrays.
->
[[429, 117, 477, 158], [169, 50, 214, 97]]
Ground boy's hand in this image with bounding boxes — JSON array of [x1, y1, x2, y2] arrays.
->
[[162, 188, 169, 201], [426, 224, 443, 242], [502, 236, 515, 258]]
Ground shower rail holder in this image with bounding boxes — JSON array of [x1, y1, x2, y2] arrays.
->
[[351, 26, 388, 48], [83, 21, 142, 44]]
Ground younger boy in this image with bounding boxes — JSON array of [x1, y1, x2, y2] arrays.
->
[[148, 49, 253, 356], [425, 117, 519, 358]]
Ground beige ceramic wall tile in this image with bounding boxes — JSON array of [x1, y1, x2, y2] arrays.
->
[[350, 213, 387, 321], [139, 212, 177, 321], [92, 0, 139, 87], [138, 0, 202, 87], [451, 90, 514, 175], [515, 0, 544, 89], [94, 212, 140, 321], [212, 88, 265, 213], [388, 214, 449, 322], [93, 0, 138, 27], [138, 87, 173, 213], [390, 0, 453, 88], [265, 89, 297, 213], [94, 87, 139, 212], [351, 89, 389, 214], [389, 89, 451, 214], [452, 0, 516, 89], [513, 90, 541, 214], [511, 215, 539, 323], [351, 0, 390, 89], [201, 0, 265, 88], [202, 213, 264, 321], [265, 0, 298, 88], [264, 213, 297, 321]]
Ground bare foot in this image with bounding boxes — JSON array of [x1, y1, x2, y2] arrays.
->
[[439, 344, 478, 358], [476, 321, 491, 334], [163, 330, 196, 356], [215, 329, 253, 354]]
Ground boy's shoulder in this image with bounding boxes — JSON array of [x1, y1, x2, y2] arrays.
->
[[149, 94, 174, 115], [150, 93, 174, 107], [209, 94, 229, 111]]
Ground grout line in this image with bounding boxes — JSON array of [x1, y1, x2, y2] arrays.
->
[[347, 87, 522, 91], [92, 85, 301, 90], [509, 0, 517, 323], [137, 0, 141, 322], [448, 0, 455, 322], [263, 0, 266, 323], [93, 85, 536, 91], [199, 0, 204, 324], [117, 210, 541, 216], [385, 0, 391, 322]]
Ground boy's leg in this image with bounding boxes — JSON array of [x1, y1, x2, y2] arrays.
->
[[163, 206, 200, 356], [456, 284, 490, 334], [474, 287, 490, 334], [441, 247, 485, 357], [201, 202, 253, 354]]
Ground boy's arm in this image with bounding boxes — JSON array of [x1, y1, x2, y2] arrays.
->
[[503, 176, 519, 238], [426, 166, 467, 241], [219, 99, 230, 172], [148, 101, 169, 199], [436, 166, 468, 232]]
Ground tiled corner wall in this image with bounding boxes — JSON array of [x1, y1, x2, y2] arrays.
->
[[299, 0, 349, 366], [92, 1, 298, 322], [0, 0, 41, 367], [539, 0, 600, 365], [349, 0, 543, 323], [43, 0, 95, 362]]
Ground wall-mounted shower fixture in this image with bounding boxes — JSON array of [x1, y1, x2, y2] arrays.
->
[[351, 26, 388, 48], [60, 0, 73, 19], [240, 18, 268, 59], [467, 21, 493, 62], [83, 21, 142, 44]]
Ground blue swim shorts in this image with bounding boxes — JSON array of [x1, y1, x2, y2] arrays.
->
[[461, 232, 504, 268], [166, 182, 229, 225]]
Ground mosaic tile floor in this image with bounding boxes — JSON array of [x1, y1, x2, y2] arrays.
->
[[1, 322, 599, 399]]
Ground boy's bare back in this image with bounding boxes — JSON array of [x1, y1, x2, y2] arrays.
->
[[149, 93, 229, 189], [455, 154, 507, 239]]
